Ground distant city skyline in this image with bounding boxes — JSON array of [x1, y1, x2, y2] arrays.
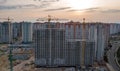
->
[[0, 0, 120, 23]]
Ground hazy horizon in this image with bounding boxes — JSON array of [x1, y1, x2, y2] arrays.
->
[[0, 0, 120, 23]]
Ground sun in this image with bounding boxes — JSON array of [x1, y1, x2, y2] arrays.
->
[[67, 0, 94, 10]]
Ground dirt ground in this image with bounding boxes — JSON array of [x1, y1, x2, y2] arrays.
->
[[0, 55, 9, 71]]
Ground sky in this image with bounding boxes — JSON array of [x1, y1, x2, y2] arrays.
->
[[0, 0, 120, 23]]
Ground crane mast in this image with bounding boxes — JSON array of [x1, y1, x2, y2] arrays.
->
[[0, 17, 13, 71], [81, 18, 86, 67]]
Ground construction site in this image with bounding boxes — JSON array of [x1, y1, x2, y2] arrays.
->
[[0, 16, 120, 71], [32, 17, 118, 71]]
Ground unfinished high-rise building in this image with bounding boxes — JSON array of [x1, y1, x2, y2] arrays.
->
[[33, 22, 95, 67]]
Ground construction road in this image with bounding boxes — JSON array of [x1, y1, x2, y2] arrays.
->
[[107, 42, 120, 71]]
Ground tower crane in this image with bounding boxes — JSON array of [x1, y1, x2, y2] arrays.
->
[[36, 15, 69, 28], [0, 17, 13, 71], [81, 18, 86, 67], [0, 17, 13, 22], [1, 17, 33, 71], [36, 15, 52, 28], [0, 17, 14, 44], [0, 17, 13, 43]]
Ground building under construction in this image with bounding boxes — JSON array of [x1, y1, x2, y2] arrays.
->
[[0, 22, 13, 43], [33, 22, 95, 67]]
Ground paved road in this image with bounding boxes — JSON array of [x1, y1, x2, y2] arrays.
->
[[107, 42, 120, 71]]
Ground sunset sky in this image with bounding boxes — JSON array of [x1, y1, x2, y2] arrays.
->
[[0, 0, 120, 23]]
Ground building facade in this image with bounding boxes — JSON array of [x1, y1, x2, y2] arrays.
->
[[0, 22, 13, 43], [33, 22, 96, 67], [22, 22, 33, 43]]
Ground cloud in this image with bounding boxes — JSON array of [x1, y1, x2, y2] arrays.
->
[[0, 0, 7, 4], [44, 7, 71, 11], [85, 7, 99, 11], [67, 7, 120, 14], [101, 9, 120, 13], [84, 7, 100, 13], [67, 7, 99, 12], [0, 3, 51, 10], [33, 0, 59, 2], [0, 0, 60, 10]]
